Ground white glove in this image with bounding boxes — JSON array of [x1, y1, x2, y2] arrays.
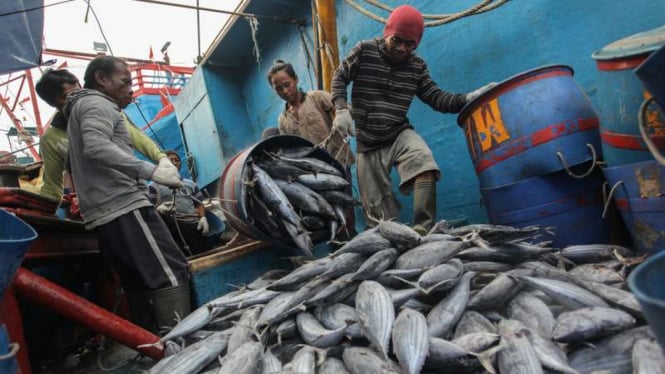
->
[[333, 108, 354, 137], [197, 216, 209, 235], [156, 201, 174, 214], [466, 82, 499, 103], [152, 158, 184, 188]]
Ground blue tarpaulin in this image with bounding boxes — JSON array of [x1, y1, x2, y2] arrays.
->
[[0, 0, 44, 75]]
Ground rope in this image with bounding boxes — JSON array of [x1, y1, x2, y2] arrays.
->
[[638, 97, 665, 166], [343, 0, 509, 26], [556, 143, 597, 179], [247, 16, 262, 64], [601, 180, 624, 219], [133, 101, 167, 151]]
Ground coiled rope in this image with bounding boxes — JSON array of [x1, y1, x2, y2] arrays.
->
[[343, 0, 509, 26]]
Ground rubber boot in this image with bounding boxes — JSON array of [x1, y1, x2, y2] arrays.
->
[[126, 291, 155, 332], [412, 175, 436, 236], [148, 283, 192, 333]]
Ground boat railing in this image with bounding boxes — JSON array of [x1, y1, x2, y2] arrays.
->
[[129, 63, 194, 98]]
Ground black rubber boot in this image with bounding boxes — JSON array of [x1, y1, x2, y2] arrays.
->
[[126, 291, 155, 332], [148, 283, 192, 333], [413, 178, 436, 235]]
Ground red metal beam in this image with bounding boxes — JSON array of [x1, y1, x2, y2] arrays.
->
[[24, 70, 44, 136], [12, 268, 164, 360], [0, 95, 41, 161]]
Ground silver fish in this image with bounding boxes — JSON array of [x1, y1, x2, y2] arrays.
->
[[497, 319, 544, 374], [296, 311, 348, 348], [274, 318, 298, 344], [319, 357, 351, 374], [463, 261, 513, 273], [453, 311, 497, 338], [427, 271, 475, 338], [320, 190, 359, 207], [333, 232, 394, 257], [284, 345, 317, 373], [342, 346, 401, 374], [632, 339, 665, 374], [552, 307, 636, 342], [319, 253, 366, 280], [468, 270, 526, 310], [568, 325, 654, 367], [314, 303, 362, 339], [261, 348, 282, 374], [218, 341, 264, 374], [452, 332, 500, 353], [252, 164, 312, 255], [568, 263, 624, 284], [524, 324, 578, 374], [570, 278, 642, 317], [506, 292, 556, 339], [515, 276, 609, 310], [560, 244, 636, 263], [377, 220, 421, 248], [306, 273, 359, 307], [227, 306, 262, 355], [297, 173, 349, 190], [392, 308, 429, 374], [274, 180, 336, 219], [267, 257, 331, 291], [394, 240, 467, 270], [571, 353, 633, 374], [374, 268, 423, 288], [355, 281, 395, 360], [152, 330, 230, 374], [350, 248, 399, 281], [273, 154, 344, 177], [394, 259, 463, 294]]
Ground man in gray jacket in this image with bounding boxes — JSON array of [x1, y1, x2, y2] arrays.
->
[[64, 55, 190, 332]]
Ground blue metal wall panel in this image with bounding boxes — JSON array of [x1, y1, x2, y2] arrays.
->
[[179, 0, 665, 225], [175, 69, 225, 187]]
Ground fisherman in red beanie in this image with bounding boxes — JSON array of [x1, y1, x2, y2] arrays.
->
[[331, 5, 496, 235]]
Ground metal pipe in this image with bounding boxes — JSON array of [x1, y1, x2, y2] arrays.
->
[[12, 268, 164, 360]]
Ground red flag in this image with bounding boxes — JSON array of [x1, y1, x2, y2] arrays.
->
[[149, 46, 154, 61]]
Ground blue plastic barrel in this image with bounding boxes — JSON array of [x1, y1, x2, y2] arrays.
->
[[603, 160, 665, 254], [458, 65, 601, 189], [480, 165, 611, 248], [0, 209, 37, 300], [0, 324, 18, 374], [628, 250, 665, 352], [592, 26, 665, 166]]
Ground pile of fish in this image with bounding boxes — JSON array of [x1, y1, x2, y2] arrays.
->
[[146, 221, 665, 374], [244, 145, 355, 257]]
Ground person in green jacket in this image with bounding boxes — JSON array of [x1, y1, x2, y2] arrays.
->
[[35, 69, 167, 202]]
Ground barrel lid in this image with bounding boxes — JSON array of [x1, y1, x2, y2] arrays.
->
[[457, 64, 574, 125], [592, 25, 665, 61]]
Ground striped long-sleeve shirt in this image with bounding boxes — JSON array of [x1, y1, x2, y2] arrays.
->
[[331, 39, 467, 152]]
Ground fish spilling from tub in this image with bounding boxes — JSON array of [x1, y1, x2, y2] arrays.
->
[[146, 221, 664, 374], [243, 146, 357, 257]]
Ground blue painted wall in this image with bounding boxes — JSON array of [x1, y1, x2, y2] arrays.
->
[[176, 0, 665, 226]]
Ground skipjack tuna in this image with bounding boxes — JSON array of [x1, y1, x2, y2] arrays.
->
[[248, 147, 358, 257], [144, 221, 664, 373]]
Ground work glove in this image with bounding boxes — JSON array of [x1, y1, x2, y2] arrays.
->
[[333, 108, 354, 137], [151, 157, 184, 188], [466, 82, 499, 103], [197, 216, 209, 235], [156, 201, 175, 214]]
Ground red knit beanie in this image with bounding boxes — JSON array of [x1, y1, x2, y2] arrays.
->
[[383, 5, 425, 47]]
